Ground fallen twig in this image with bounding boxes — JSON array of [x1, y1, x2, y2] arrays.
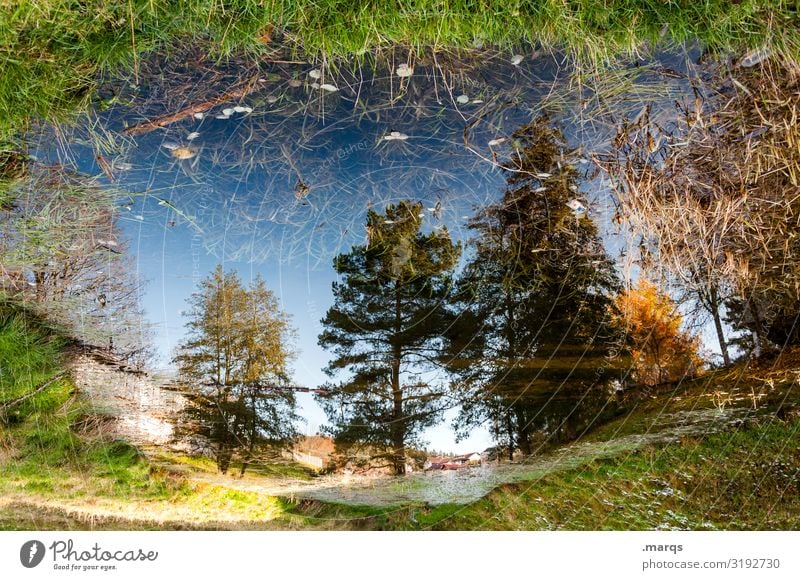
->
[[122, 75, 263, 136]]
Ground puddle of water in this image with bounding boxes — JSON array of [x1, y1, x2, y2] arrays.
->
[[5, 45, 733, 503]]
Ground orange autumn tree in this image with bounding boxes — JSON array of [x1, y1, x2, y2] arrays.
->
[[612, 280, 703, 386]]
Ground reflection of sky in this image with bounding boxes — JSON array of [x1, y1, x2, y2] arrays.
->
[[34, 49, 698, 452]]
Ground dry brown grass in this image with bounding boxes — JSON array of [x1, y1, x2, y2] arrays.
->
[[599, 57, 800, 306]]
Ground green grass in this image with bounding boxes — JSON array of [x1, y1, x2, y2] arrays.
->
[[3, 397, 799, 530], [0, 301, 67, 410], [409, 416, 800, 530], [1, 0, 798, 143], [275, 414, 800, 530], [0, 300, 186, 503]]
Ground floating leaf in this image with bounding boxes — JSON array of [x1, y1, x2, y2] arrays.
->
[[222, 107, 235, 116], [193, 112, 205, 120], [456, 94, 470, 104], [427, 201, 443, 220], [396, 63, 414, 78], [319, 83, 339, 92], [186, 132, 200, 141], [288, 79, 303, 88], [233, 105, 253, 113], [161, 142, 179, 150], [383, 131, 409, 141], [488, 138, 507, 147], [510, 54, 524, 66], [566, 199, 586, 212], [308, 69, 321, 79], [171, 147, 196, 160], [739, 48, 771, 68]]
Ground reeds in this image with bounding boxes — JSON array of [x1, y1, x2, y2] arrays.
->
[[599, 57, 800, 303]]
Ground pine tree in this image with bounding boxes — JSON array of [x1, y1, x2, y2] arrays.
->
[[449, 117, 622, 456], [173, 266, 298, 474], [316, 200, 460, 475]]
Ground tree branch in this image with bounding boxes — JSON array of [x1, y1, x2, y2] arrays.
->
[[0, 372, 68, 412]]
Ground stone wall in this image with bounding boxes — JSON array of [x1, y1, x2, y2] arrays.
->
[[69, 348, 184, 446]]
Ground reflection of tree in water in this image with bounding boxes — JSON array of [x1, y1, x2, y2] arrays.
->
[[447, 117, 623, 458], [0, 164, 150, 364], [316, 200, 461, 475], [600, 57, 800, 357]]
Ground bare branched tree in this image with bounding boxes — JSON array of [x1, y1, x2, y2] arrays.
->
[[0, 164, 151, 365], [599, 57, 800, 358]]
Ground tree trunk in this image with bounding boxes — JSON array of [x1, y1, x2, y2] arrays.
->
[[747, 296, 766, 357], [561, 418, 577, 442], [240, 394, 258, 477], [390, 289, 406, 476], [505, 412, 515, 461], [217, 444, 231, 474], [709, 287, 731, 366], [515, 407, 532, 456]]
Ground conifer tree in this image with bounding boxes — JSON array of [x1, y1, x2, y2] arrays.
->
[[174, 266, 298, 474], [449, 117, 622, 456], [316, 200, 460, 475]]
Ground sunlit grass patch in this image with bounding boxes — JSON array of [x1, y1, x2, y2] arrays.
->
[[0, 302, 67, 409]]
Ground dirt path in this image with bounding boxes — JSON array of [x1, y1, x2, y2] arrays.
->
[[169, 406, 763, 508]]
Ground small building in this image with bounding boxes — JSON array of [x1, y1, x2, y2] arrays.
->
[[451, 452, 482, 466], [290, 435, 335, 470], [424, 456, 450, 470], [426, 452, 482, 470], [465, 452, 482, 465]]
